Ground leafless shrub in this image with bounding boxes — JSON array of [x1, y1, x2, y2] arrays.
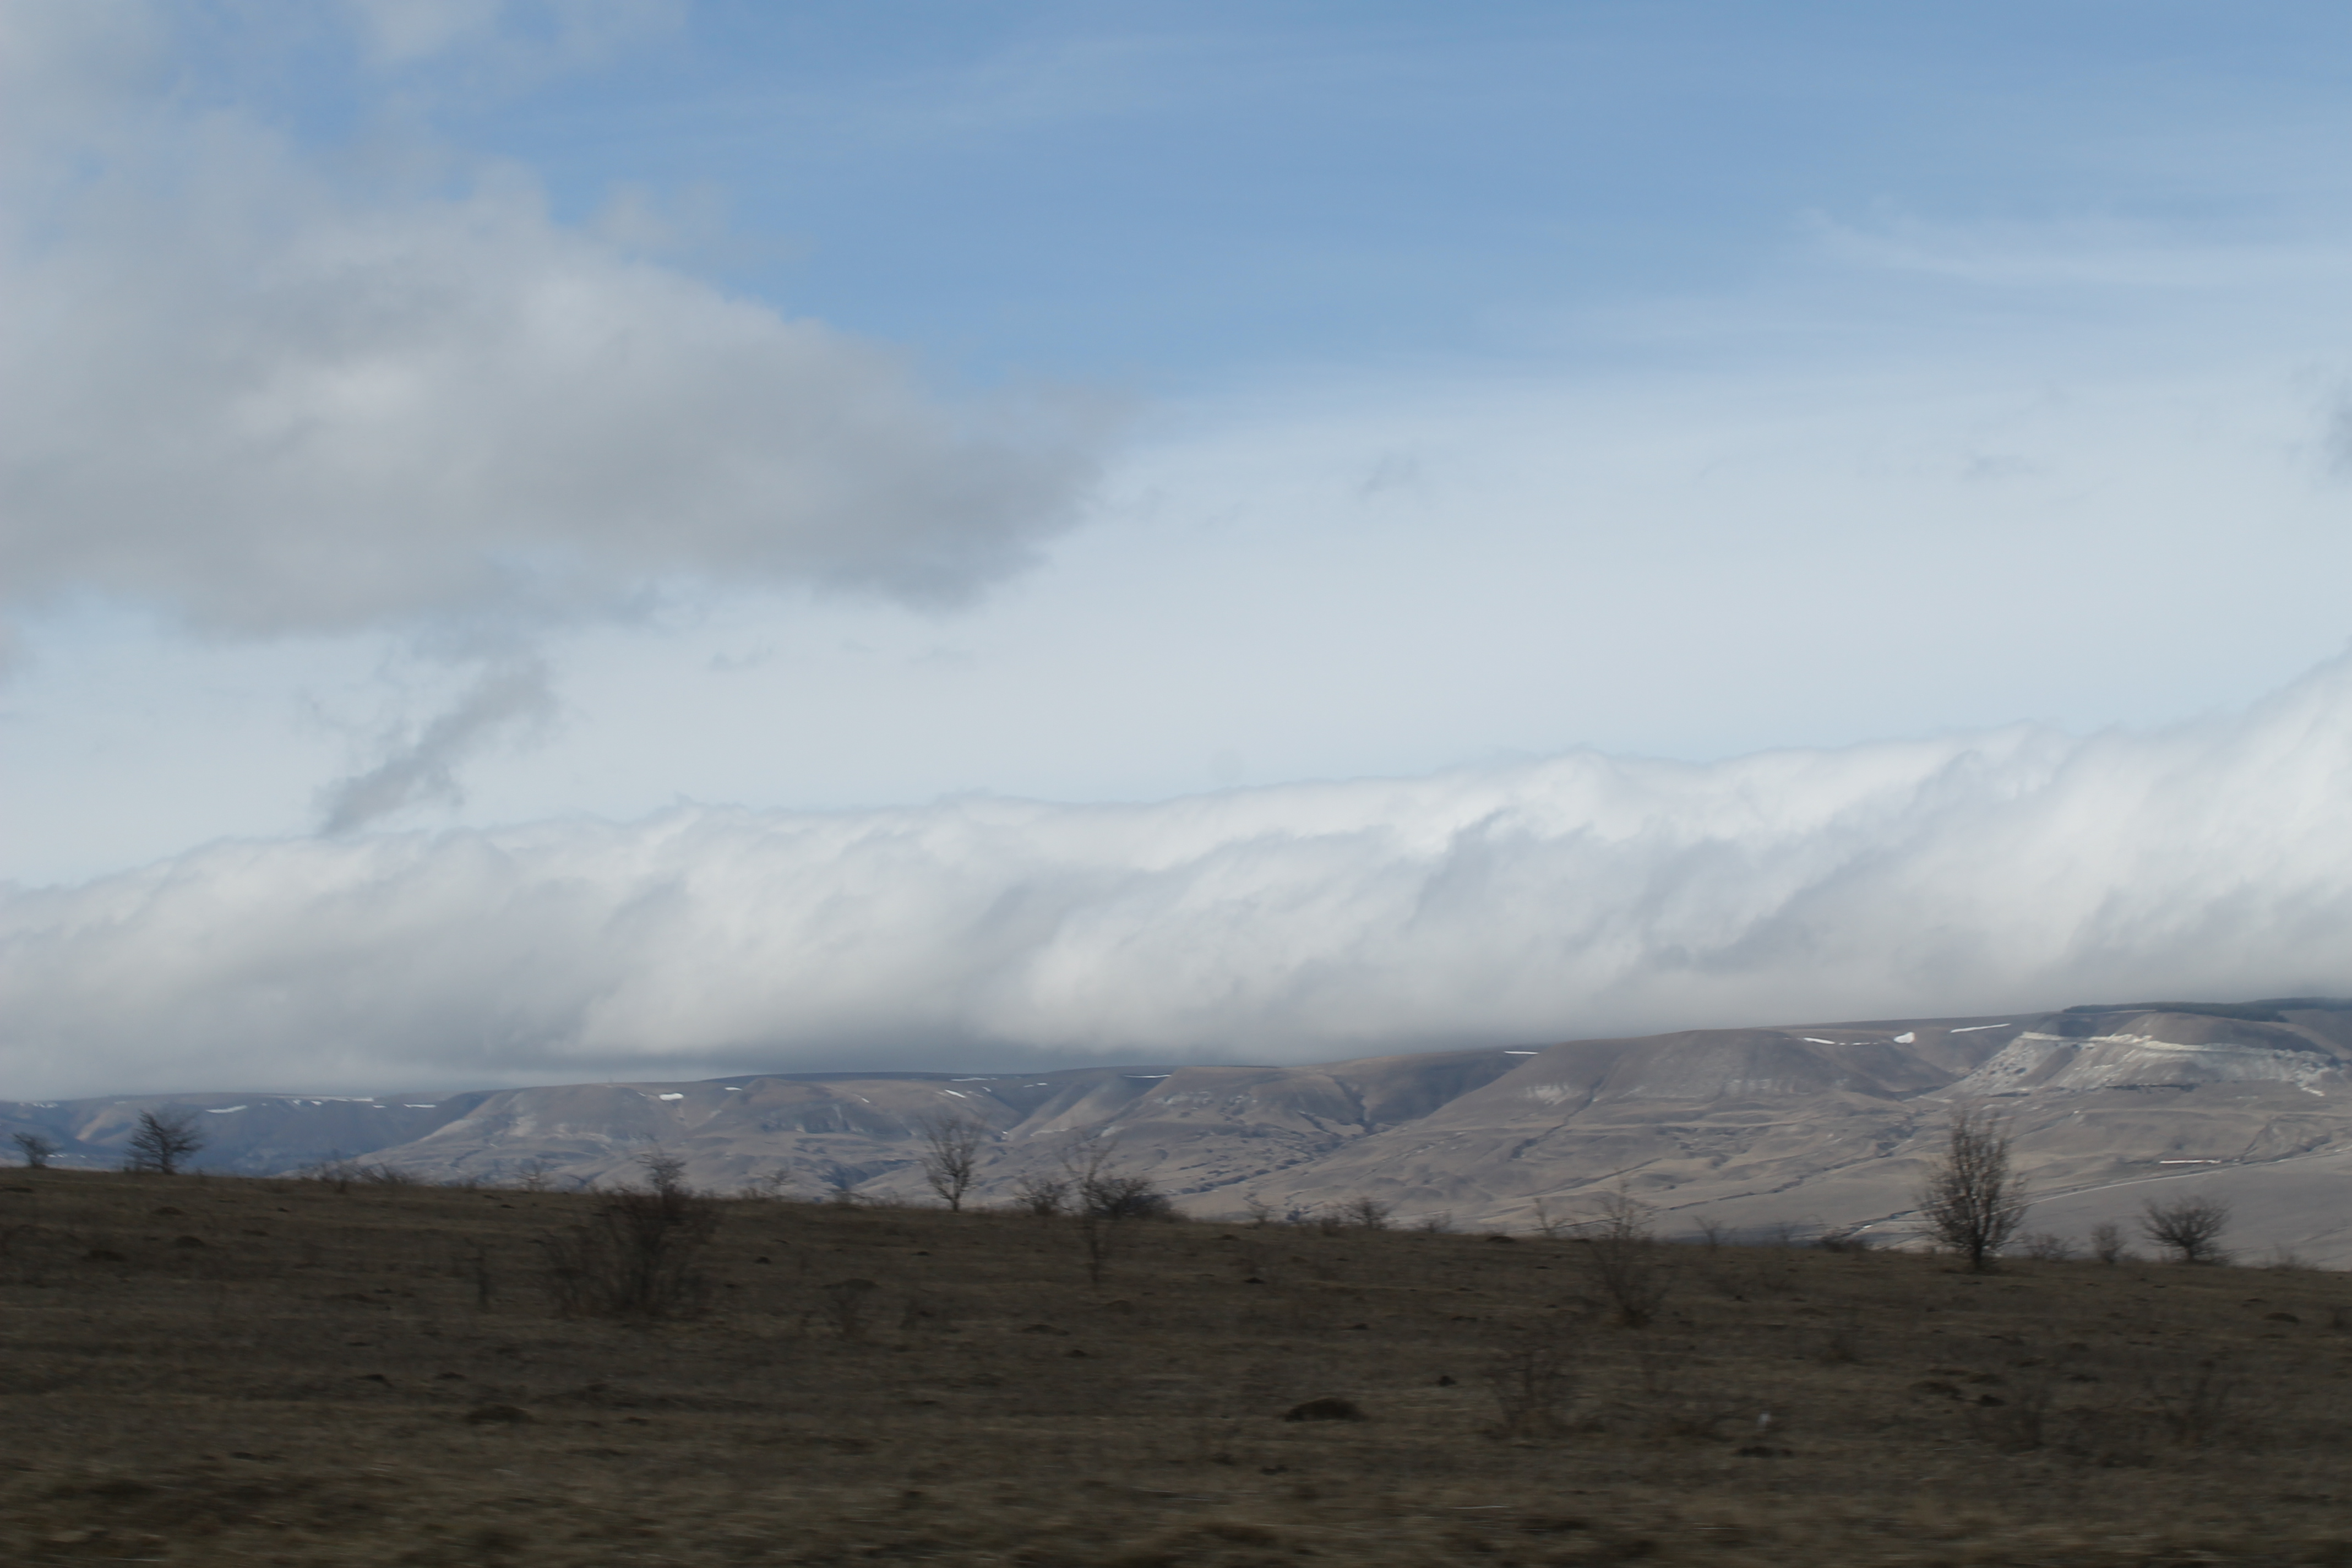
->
[[1483, 1334, 1577, 1438], [11, 1131, 59, 1168], [1634, 1341, 1690, 1396], [1011, 1172, 1068, 1218], [1687, 1216, 1728, 1249], [2019, 1232, 2077, 1262], [1241, 1196, 1277, 1227], [124, 1110, 205, 1176], [2089, 1221, 2128, 1265], [1917, 1107, 2028, 1271], [1632, 1347, 1742, 1440], [358, 1163, 421, 1187], [1061, 1138, 1170, 1286], [1414, 1211, 1456, 1235], [1814, 1226, 1875, 1253], [1576, 1186, 1675, 1328], [1337, 1195, 1393, 1231], [514, 1158, 556, 1194], [915, 1113, 987, 1212], [2139, 1195, 2231, 1265], [2142, 1353, 2244, 1446], [821, 1166, 864, 1206], [1816, 1312, 1865, 1365], [898, 1286, 959, 1333], [460, 1242, 496, 1310], [736, 1167, 791, 1201], [1971, 1359, 2061, 1452], [308, 1154, 367, 1192], [1529, 1199, 1572, 1240], [820, 1277, 879, 1341], [539, 1152, 718, 1320]]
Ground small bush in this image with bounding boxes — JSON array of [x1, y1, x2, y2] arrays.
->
[[820, 1277, 879, 1341], [2142, 1353, 2244, 1446], [1483, 1337, 1576, 1438], [1575, 1186, 1675, 1329], [1011, 1173, 1068, 1218], [540, 1152, 718, 1320]]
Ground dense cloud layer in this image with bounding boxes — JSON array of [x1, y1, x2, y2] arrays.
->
[[7, 655, 2349, 1098]]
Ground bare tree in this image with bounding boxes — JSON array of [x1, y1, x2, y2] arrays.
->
[[2140, 1194, 2231, 1265], [11, 1131, 59, 1168], [2089, 1220, 2128, 1265], [915, 1113, 987, 1212], [1916, 1107, 2028, 1271], [124, 1109, 204, 1175], [1337, 1194, 1394, 1231]]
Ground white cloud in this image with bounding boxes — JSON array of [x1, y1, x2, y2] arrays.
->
[[0, 6, 1110, 645], [7, 654, 2349, 1099], [0, 2, 1111, 827]]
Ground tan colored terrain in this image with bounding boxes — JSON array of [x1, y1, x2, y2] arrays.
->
[[4, 1166, 2352, 1565], [13, 999, 2352, 1263]]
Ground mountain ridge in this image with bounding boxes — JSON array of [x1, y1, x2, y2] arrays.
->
[[12, 995, 2352, 1262]]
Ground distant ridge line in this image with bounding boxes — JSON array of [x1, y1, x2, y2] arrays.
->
[[2058, 997, 2352, 1023]]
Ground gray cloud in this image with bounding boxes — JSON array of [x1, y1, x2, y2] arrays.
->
[[318, 655, 558, 833], [6, 655, 2349, 1099], [0, 10, 1111, 645]]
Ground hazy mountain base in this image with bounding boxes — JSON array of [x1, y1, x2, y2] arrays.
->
[[12, 999, 2352, 1266], [7, 1168, 2352, 1567]]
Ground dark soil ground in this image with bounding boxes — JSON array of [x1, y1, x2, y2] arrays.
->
[[3, 1167, 2350, 1565]]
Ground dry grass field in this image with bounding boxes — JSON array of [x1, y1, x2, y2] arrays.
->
[[4, 1167, 2351, 1566]]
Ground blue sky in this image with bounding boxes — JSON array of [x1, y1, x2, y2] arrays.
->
[[254, 2, 2352, 384], [4, 2, 2352, 1094]]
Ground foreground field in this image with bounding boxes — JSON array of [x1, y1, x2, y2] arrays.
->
[[2, 1169, 2350, 1566]]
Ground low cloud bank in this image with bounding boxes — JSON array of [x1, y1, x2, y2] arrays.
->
[[7, 657, 2351, 1099]]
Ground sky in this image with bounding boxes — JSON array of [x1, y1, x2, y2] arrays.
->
[[5, 1, 2352, 1098]]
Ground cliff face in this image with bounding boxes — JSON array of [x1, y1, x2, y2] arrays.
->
[[13, 999, 2352, 1262]]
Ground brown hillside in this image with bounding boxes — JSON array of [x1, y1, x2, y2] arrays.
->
[[3, 1167, 2352, 1565]]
